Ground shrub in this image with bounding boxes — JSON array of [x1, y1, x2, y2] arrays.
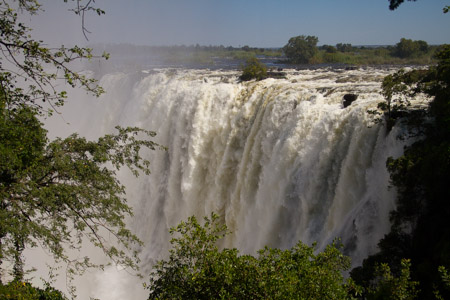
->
[[393, 38, 429, 58], [148, 213, 357, 300], [0, 281, 66, 300], [282, 35, 319, 64], [336, 43, 353, 53], [239, 57, 268, 81]]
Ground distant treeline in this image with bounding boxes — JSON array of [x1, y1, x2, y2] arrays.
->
[[92, 37, 443, 67], [93, 43, 279, 55], [91, 43, 281, 66], [283, 35, 442, 65], [315, 38, 441, 65]]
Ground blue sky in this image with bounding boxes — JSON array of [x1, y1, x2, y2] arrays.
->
[[33, 0, 450, 47]]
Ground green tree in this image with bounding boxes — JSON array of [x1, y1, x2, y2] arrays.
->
[[0, 280, 66, 300], [368, 68, 428, 131], [0, 0, 107, 115], [393, 38, 428, 58], [367, 259, 419, 300], [282, 35, 319, 64], [322, 44, 337, 53], [435, 266, 450, 300], [0, 95, 163, 283], [355, 45, 450, 299], [0, 0, 164, 295], [239, 57, 267, 81], [148, 213, 359, 300], [336, 43, 353, 53]]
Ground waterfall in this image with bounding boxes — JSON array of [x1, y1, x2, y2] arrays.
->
[[45, 67, 408, 299]]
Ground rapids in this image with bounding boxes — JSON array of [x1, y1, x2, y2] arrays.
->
[[46, 67, 410, 299]]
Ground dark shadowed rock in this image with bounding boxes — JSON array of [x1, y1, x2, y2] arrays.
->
[[343, 94, 358, 108], [266, 71, 287, 79]]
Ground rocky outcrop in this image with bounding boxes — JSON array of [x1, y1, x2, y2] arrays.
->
[[266, 71, 287, 79], [343, 94, 358, 108]]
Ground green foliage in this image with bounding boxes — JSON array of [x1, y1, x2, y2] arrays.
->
[[0, 1, 166, 296], [148, 213, 358, 300], [434, 266, 450, 300], [366, 259, 419, 300], [357, 45, 450, 299], [336, 43, 353, 53], [0, 0, 107, 116], [239, 57, 268, 81], [369, 68, 429, 131], [0, 93, 165, 284], [318, 51, 358, 65], [306, 44, 438, 66], [0, 281, 66, 300], [438, 266, 450, 289], [322, 45, 337, 53], [282, 35, 319, 64], [393, 38, 429, 59]]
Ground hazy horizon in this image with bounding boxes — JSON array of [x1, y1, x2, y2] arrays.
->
[[86, 42, 448, 48], [30, 0, 450, 48]]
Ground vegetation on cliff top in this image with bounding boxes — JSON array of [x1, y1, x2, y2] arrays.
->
[[353, 44, 450, 300]]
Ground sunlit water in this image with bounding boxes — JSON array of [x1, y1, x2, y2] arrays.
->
[[42, 67, 414, 299]]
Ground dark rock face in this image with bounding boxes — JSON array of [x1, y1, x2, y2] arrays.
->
[[343, 94, 358, 108], [266, 71, 287, 79]]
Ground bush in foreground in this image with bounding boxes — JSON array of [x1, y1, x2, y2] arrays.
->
[[0, 281, 66, 300], [148, 213, 358, 299], [147, 213, 440, 299]]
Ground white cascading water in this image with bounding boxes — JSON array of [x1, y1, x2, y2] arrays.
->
[[45, 67, 410, 299]]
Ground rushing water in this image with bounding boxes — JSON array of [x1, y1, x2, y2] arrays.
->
[[45, 67, 411, 299]]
